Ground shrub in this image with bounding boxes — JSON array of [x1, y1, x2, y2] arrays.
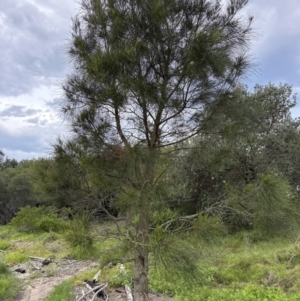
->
[[36, 216, 65, 232], [64, 213, 96, 259], [9, 206, 65, 233], [108, 264, 133, 287]]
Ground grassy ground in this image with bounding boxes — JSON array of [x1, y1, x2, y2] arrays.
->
[[0, 261, 20, 301], [2, 220, 300, 301]]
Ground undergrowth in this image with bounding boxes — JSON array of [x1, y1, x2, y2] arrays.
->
[[0, 240, 10, 250], [4, 210, 300, 301], [5, 251, 29, 265], [63, 213, 97, 259], [9, 206, 65, 233], [44, 279, 74, 301], [0, 261, 20, 301]]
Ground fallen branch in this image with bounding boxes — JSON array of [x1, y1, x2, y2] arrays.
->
[[91, 285, 108, 301], [31, 263, 40, 270], [125, 285, 133, 301], [76, 283, 107, 301], [28, 256, 48, 261]]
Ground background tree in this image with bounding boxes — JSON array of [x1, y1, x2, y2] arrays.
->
[[61, 0, 254, 299], [0, 158, 38, 224], [182, 83, 300, 233]]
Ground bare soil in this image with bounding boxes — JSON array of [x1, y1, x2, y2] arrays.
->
[[11, 259, 174, 301], [13, 259, 98, 301]]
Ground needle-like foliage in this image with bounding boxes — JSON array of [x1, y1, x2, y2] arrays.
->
[[61, 1, 254, 300]]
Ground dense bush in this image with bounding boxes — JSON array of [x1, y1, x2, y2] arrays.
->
[[9, 206, 65, 232]]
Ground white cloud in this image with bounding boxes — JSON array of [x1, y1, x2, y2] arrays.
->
[[247, 0, 300, 58], [0, 84, 68, 159], [0, 0, 79, 96], [1, 0, 300, 160]]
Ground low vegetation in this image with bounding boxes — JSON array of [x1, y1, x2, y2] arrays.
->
[[0, 261, 20, 301], [44, 279, 74, 301], [9, 206, 66, 233], [2, 207, 300, 300]]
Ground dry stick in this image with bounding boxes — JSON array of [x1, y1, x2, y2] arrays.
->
[[93, 269, 101, 282], [91, 283, 108, 301], [125, 285, 133, 301], [28, 256, 48, 261], [77, 285, 102, 301], [76, 283, 107, 301], [31, 263, 40, 270]]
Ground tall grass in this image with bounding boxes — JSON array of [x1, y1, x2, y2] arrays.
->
[[0, 262, 20, 301], [63, 213, 96, 259]]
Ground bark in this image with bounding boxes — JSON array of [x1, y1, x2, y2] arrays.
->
[[133, 211, 149, 301]]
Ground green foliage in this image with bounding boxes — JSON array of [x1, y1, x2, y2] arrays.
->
[[31, 154, 89, 209], [0, 262, 20, 301], [63, 213, 96, 259], [9, 206, 65, 233], [149, 268, 184, 295], [251, 174, 300, 236], [150, 208, 179, 226], [0, 262, 8, 274], [0, 159, 39, 224], [99, 244, 132, 268], [44, 279, 74, 301], [5, 251, 28, 265], [224, 173, 300, 236], [192, 215, 226, 243], [107, 263, 133, 287], [150, 228, 203, 285], [35, 215, 65, 233], [181, 83, 300, 232], [0, 240, 11, 250], [175, 285, 293, 301]]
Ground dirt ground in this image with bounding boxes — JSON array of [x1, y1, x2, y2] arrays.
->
[[11, 259, 174, 301], [13, 259, 98, 301]]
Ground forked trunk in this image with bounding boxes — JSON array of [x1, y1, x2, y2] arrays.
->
[[133, 212, 149, 301]]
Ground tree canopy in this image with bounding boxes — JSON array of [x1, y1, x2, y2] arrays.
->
[[61, 0, 254, 300]]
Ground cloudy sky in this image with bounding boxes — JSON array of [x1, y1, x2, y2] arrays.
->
[[0, 0, 300, 161]]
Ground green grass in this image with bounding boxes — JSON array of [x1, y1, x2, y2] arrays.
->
[[147, 233, 300, 300], [44, 279, 74, 301], [0, 240, 11, 250], [5, 251, 29, 265], [44, 268, 100, 301], [4, 222, 300, 301], [0, 262, 20, 301]]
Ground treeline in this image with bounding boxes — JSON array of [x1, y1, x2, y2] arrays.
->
[[1, 83, 300, 236]]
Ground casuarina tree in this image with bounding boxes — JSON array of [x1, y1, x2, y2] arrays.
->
[[62, 0, 254, 300]]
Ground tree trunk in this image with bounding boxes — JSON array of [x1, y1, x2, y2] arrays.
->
[[133, 212, 149, 301]]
